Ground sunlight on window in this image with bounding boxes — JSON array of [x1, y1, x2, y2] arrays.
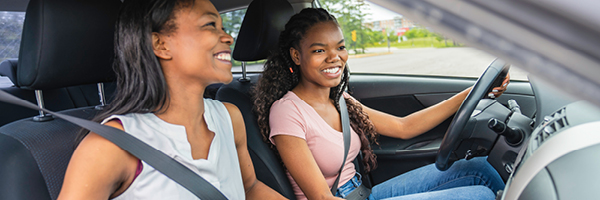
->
[[0, 12, 25, 62], [318, 0, 528, 80]]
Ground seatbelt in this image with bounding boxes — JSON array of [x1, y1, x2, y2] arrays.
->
[[0, 89, 227, 200], [331, 96, 351, 195]]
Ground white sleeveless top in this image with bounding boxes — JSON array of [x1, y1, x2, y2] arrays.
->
[[107, 99, 245, 200]]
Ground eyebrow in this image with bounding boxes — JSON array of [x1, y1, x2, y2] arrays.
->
[[309, 39, 345, 48]]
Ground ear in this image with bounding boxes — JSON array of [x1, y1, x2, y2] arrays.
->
[[289, 47, 301, 66], [152, 32, 172, 60]]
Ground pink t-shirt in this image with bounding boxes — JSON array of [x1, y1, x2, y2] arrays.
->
[[269, 91, 361, 200]]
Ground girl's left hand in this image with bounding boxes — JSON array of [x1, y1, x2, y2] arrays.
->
[[488, 73, 510, 98]]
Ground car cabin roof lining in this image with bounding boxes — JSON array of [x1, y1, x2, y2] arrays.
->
[[0, 0, 315, 12]]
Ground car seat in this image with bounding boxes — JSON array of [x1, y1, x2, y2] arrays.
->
[[215, 0, 297, 199], [0, 0, 121, 199]]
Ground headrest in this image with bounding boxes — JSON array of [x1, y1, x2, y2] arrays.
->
[[232, 0, 294, 61], [0, 59, 18, 84], [17, 0, 121, 90]]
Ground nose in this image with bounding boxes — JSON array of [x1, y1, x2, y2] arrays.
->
[[326, 51, 341, 63], [221, 31, 234, 46]]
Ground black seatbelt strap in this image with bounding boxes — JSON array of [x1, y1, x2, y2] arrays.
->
[[0, 89, 227, 200], [331, 96, 351, 195]]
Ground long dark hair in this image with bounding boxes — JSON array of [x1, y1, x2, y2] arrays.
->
[[77, 0, 193, 144], [253, 8, 378, 172]]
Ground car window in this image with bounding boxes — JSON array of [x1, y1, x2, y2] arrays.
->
[[221, 8, 267, 73], [0, 11, 24, 62], [0, 11, 25, 87], [319, 0, 528, 81]]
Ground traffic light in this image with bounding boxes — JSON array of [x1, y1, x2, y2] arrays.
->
[[351, 30, 357, 42]]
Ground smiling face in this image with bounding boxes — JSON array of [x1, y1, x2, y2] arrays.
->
[[290, 21, 348, 90], [153, 0, 234, 86]]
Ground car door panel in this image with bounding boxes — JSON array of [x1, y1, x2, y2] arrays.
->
[[348, 73, 535, 184]]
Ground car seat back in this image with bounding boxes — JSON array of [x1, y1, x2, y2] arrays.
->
[[216, 0, 296, 199], [0, 0, 121, 199]]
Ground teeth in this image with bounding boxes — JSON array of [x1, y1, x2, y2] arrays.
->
[[215, 53, 231, 62], [322, 67, 340, 74]]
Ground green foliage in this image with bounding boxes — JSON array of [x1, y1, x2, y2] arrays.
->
[[403, 28, 433, 39], [387, 30, 398, 43], [367, 37, 462, 48], [321, 0, 370, 54], [221, 9, 246, 38], [366, 29, 385, 44]]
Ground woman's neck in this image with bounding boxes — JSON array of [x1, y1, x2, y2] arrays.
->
[[155, 80, 207, 128], [292, 82, 332, 105]]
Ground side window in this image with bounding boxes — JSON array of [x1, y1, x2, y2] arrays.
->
[[0, 11, 25, 87], [320, 0, 528, 80], [0, 11, 24, 62], [221, 8, 266, 73]]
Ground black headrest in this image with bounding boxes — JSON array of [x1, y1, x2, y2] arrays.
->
[[17, 0, 121, 90], [232, 0, 294, 61], [0, 59, 18, 84]]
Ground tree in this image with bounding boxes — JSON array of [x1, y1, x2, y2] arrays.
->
[[365, 29, 385, 45], [221, 9, 246, 39], [386, 30, 398, 43], [403, 27, 432, 39], [321, 0, 370, 53]]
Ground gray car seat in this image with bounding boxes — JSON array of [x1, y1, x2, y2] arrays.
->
[[0, 0, 121, 199], [215, 0, 297, 199]]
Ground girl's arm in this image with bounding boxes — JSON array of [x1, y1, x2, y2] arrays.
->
[[358, 74, 509, 140], [359, 87, 470, 140], [58, 120, 138, 200], [224, 103, 288, 200], [273, 135, 343, 200]]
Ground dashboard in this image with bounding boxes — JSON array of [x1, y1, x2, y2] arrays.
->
[[500, 77, 600, 199]]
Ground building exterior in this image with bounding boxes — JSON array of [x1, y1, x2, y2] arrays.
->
[[364, 16, 417, 36]]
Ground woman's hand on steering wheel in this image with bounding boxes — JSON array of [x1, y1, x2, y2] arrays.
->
[[488, 73, 510, 98]]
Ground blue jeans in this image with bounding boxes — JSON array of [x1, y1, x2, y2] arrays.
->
[[335, 157, 504, 200]]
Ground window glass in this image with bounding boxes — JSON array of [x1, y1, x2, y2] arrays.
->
[[0, 11, 24, 62], [319, 0, 528, 80], [0, 11, 25, 87], [221, 8, 266, 73]]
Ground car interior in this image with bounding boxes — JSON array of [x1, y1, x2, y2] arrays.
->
[[1, 0, 600, 199]]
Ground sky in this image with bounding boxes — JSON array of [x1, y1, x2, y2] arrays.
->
[[364, 1, 402, 22]]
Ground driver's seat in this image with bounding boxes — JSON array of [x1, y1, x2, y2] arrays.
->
[[215, 0, 296, 199]]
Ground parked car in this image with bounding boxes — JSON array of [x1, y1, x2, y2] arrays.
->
[[0, 0, 598, 199]]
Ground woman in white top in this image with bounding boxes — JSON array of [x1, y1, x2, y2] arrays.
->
[[57, 0, 286, 199]]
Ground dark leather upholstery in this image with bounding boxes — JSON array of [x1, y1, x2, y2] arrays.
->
[[232, 0, 294, 61], [218, 0, 297, 198], [0, 0, 121, 199], [216, 74, 296, 199], [17, 0, 120, 90]]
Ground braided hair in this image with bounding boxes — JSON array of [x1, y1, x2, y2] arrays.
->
[[253, 8, 378, 172]]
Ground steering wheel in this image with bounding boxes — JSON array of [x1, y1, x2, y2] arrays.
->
[[435, 59, 510, 171]]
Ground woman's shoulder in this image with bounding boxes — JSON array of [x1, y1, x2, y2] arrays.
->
[[272, 91, 304, 110], [101, 113, 147, 124]]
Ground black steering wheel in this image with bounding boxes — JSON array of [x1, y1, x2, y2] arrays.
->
[[435, 59, 510, 171]]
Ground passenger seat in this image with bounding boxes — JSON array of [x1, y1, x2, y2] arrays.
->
[[216, 0, 296, 199], [0, 0, 121, 199], [0, 57, 115, 126]]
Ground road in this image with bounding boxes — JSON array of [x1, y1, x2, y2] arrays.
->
[[234, 47, 529, 80]]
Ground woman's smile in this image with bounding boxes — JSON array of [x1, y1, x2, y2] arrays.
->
[[321, 66, 342, 78], [291, 21, 348, 89], [214, 51, 232, 64]]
